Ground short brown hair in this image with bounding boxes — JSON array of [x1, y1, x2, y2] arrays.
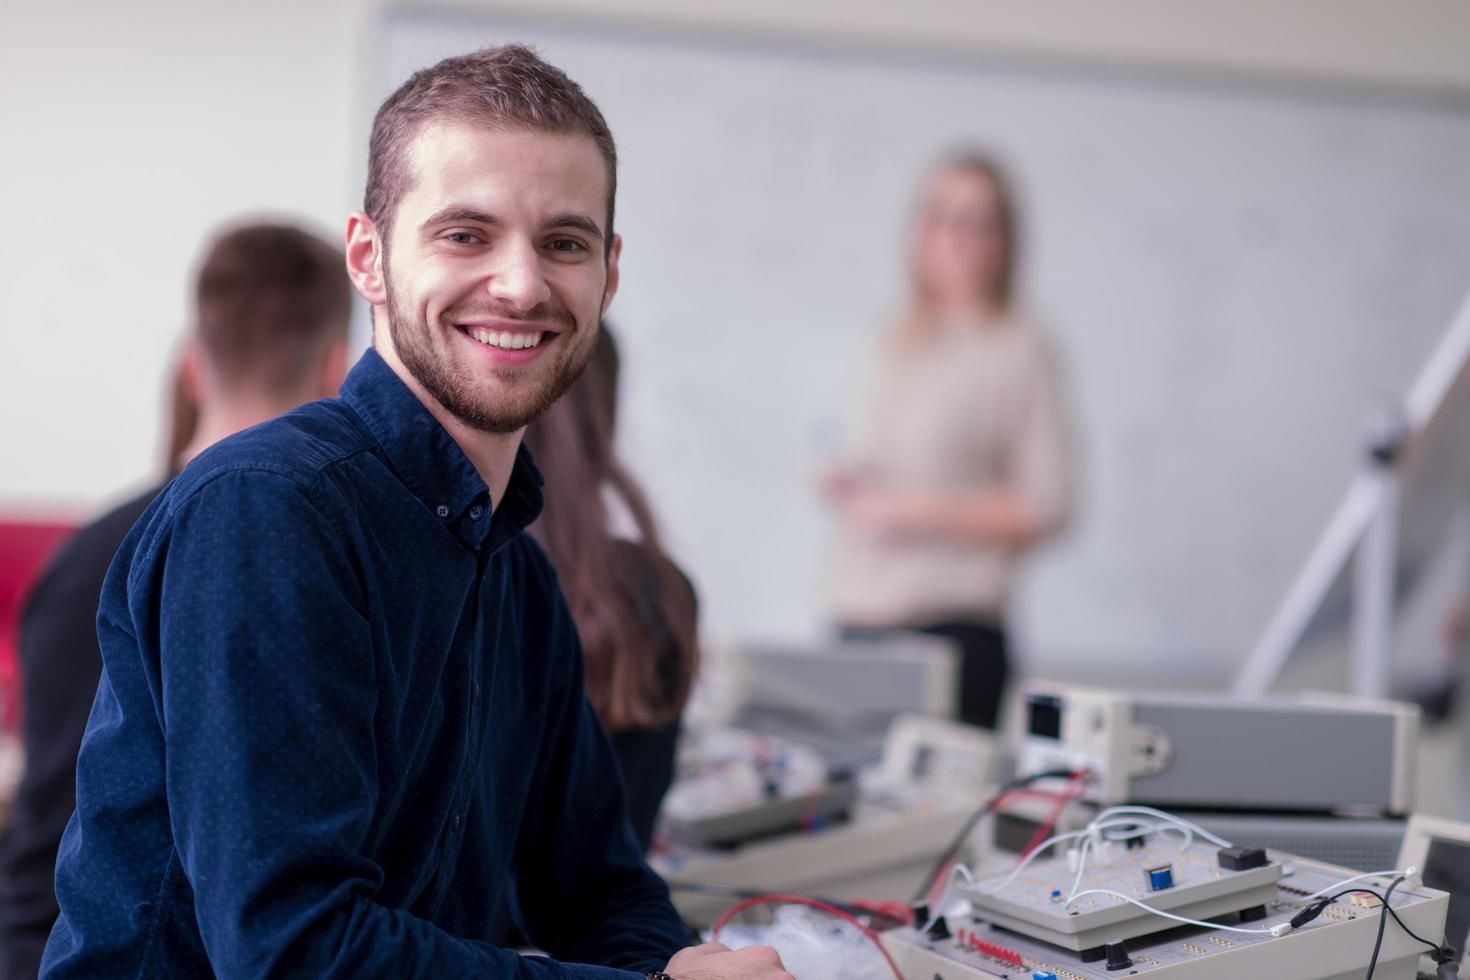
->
[[195, 223, 350, 398], [365, 44, 617, 238]]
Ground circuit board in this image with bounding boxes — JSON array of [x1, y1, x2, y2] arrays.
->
[[882, 857, 1448, 980], [959, 837, 1281, 950]]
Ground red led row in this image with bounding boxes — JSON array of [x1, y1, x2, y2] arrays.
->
[[955, 929, 1025, 967]]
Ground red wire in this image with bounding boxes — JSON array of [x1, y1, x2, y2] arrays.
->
[[704, 775, 1092, 977], [710, 893, 906, 980], [1017, 768, 1091, 860], [848, 900, 914, 926], [921, 781, 1084, 904]]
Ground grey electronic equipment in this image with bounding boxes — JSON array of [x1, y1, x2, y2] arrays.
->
[[1016, 682, 1418, 814], [728, 635, 959, 770], [874, 714, 1002, 797], [655, 717, 994, 927], [655, 801, 976, 927], [885, 852, 1449, 979], [1397, 813, 1470, 977], [662, 776, 860, 849]]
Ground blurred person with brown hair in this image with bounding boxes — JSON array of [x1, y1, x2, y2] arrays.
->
[[824, 150, 1073, 730], [522, 324, 698, 851], [0, 222, 349, 980]]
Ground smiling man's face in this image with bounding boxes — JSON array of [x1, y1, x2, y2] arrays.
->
[[374, 120, 619, 434]]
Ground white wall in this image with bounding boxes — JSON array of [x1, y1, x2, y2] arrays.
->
[[385, 10, 1470, 685], [0, 0, 374, 515], [452, 0, 1470, 94], [4, 0, 1468, 517]]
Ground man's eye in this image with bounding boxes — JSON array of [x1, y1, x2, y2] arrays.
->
[[445, 231, 482, 245], [546, 238, 586, 254]]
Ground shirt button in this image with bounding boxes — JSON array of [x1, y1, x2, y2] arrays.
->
[[469, 505, 484, 519], [436, 504, 449, 518]]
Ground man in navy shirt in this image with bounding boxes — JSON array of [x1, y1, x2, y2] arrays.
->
[[43, 45, 790, 980]]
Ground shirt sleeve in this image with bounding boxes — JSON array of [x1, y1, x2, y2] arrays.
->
[[510, 588, 690, 971], [154, 470, 646, 980], [1008, 336, 1074, 537]]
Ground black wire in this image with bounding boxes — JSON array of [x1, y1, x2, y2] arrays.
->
[[1364, 876, 1405, 980], [1387, 911, 1452, 958], [910, 768, 1080, 903], [1309, 887, 1446, 955]]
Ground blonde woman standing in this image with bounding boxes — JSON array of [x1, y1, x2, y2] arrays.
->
[[826, 151, 1074, 729]]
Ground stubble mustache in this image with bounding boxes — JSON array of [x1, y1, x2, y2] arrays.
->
[[441, 301, 578, 334]]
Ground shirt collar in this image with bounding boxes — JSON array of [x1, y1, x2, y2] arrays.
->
[[341, 347, 544, 552]]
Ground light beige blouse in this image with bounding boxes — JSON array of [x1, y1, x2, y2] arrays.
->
[[828, 315, 1072, 626]]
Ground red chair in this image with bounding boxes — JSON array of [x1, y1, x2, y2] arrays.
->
[[0, 520, 78, 734]]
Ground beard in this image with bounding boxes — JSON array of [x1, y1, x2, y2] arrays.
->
[[383, 265, 598, 435]]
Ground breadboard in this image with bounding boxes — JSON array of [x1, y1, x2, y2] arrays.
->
[[885, 857, 1447, 979], [961, 838, 1281, 949]]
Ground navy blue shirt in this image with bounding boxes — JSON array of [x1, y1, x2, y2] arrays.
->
[[42, 349, 688, 979]]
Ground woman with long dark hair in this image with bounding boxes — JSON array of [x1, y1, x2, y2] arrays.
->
[[824, 150, 1073, 730], [522, 325, 699, 849]]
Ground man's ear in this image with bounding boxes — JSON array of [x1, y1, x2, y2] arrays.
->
[[601, 233, 622, 318], [345, 213, 388, 306]]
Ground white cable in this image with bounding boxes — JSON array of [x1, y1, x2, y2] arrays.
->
[[1092, 806, 1223, 848], [1299, 868, 1418, 903], [974, 805, 1287, 940], [980, 824, 1121, 896], [1065, 889, 1288, 937], [977, 819, 1185, 898], [919, 863, 976, 936], [1089, 806, 1233, 849], [1064, 832, 1096, 905], [975, 828, 1092, 896], [1065, 821, 1193, 905], [1058, 805, 1219, 905], [981, 819, 1171, 895], [1100, 824, 1190, 846], [974, 805, 1229, 905]]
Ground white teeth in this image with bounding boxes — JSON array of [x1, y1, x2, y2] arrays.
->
[[468, 328, 544, 351]]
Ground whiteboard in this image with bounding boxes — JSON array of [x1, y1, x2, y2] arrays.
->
[[381, 10, 1470, 681]]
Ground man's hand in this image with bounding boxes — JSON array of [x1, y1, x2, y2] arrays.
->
[[663, 941, 795, 980]]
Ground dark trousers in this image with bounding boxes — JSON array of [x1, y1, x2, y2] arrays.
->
[[842, 619, 1010, 729]]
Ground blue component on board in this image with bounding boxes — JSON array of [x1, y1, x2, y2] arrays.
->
[[1146, 864, 1176, 890]]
